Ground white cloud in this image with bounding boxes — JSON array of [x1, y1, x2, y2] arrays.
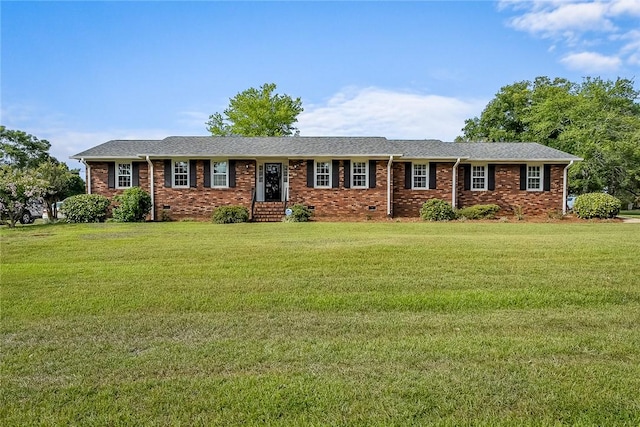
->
[[297, 87, 487, 141], [500, 0, 640, 72], [560, 51, 623, 72], [508, 1, 613, 36]]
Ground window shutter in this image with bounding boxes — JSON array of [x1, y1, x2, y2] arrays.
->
[[368, 160, 376, 188], [164, 160, 172, 187], [544, 164, 551, 191], [107, 162, 115, 189], [463, 164, 471, 191], [519, 164, 527, 190], [189, 160, 197, 188], [229, 160, 236, 188], [132, 162, 140, 187], [429, 162, 437, 189], [306, 160, 314, 187], [404, 163, 412, 189], [332, 160, 339, 188], [487, 164, 495, 191], [203, 160, 211, 188], [344, 160, 351, 188]]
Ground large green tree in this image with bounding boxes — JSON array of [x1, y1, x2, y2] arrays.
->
[[206, 83, 303, 136], [0, 126, 52, 169], [457, 77, 640, 203], [36, 160, 86, 221]]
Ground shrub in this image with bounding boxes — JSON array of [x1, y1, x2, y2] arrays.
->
[[420, 199, 456, 221], [284, 204, 313, 222], [457, 204, 500, 220], [573, 193, 621, 219], [212, 205, 249, 224], [112, 187, 152, 222], [61, 194, 110, 223]]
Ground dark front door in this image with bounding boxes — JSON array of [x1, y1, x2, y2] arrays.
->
[[264, 163, 282, 201]]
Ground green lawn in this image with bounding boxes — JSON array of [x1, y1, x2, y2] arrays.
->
[[620, 209, 640, 217], [2, 221, 639, 426]]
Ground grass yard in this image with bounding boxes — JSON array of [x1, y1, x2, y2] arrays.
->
[[1, 221, 639, 426], [619, 209, 640, 218]]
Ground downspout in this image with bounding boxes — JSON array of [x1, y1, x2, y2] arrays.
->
[[80, 158, 91, 194], [452, 158, 461, 208], [562, 160, 574, 215], [146, 156, 155, 221], [387, 155, 394, 217]]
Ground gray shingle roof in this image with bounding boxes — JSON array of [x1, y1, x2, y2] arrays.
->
[[71, 136, 582, 162]]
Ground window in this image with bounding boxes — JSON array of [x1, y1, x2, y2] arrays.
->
[[527, 165, 542, 191], [212, 161, 228, 187], [351, 161, 368, 188], [471, 165, 486, 190], [173, 160, 189, 187], [413, 163, 428, 189], [116, 163, 132, 188], [315, 161, 331, 188]]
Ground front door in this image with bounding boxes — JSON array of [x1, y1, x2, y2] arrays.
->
[[264, 163, 282, 201]]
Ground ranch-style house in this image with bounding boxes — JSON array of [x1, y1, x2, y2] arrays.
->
[[71, 136, 581, 221]]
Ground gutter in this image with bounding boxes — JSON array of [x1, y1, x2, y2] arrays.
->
[[146, 156, 155, 221], [562, 160, 574, 215], [452, 158, 461, 208], [80, 158, 91, 194], [387, 155, 394, 217]]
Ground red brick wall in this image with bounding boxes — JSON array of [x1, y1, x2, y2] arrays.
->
[[152, 160, 255, 220], [88, 160, 568, 220], [89, 160, 255, 220], [288, 160, 389, 219], [457, 164, 565, 216], [393, 162, 454, 217], [89, 161, 150, 207]]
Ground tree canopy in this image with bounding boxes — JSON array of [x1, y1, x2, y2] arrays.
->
[[206, 83, 303, 137], [0, 126, 52, 169], [457, 77, 640, 203]]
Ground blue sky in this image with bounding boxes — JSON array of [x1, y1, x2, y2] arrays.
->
[[2, 1, 639, 170]]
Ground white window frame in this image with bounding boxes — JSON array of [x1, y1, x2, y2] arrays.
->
[[527, 164, 543, 191], [412, 163, 428, 189], [351, 160, 368, 189], [471, 164, 487, 191], [314, 160, 332, 188], [173, 160, 189, 188], [211, 160, 229, 188], [116, 162, 132, 189]]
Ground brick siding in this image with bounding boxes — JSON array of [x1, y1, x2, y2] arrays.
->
[[457, 164, 565, 216], [87, 159, 568, 221], [288, 160, 388, 219], [393, 162, 454, 217]]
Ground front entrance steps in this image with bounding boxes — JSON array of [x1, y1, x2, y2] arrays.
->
[[252, 201, 285, 222]]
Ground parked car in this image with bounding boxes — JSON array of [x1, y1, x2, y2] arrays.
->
[[567, 196, 577, 210], [0, 201, 44, 225]]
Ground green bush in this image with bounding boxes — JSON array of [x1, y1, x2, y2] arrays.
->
[[284, 204, 313, 222], [112, 187, 152, 222], [457, 204, 501, 220], [212, 205, 249, 224], [420, 199, 456, 221], [573, 193, 621, 219], [61, 194, 110, 223]]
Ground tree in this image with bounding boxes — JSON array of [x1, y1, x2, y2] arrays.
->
[[36, 160, 86, 221], [0, 166, 47, 227], [457, 77, 640, 203], [0, 126, 52, 169], [206, 83, 303, 136]]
